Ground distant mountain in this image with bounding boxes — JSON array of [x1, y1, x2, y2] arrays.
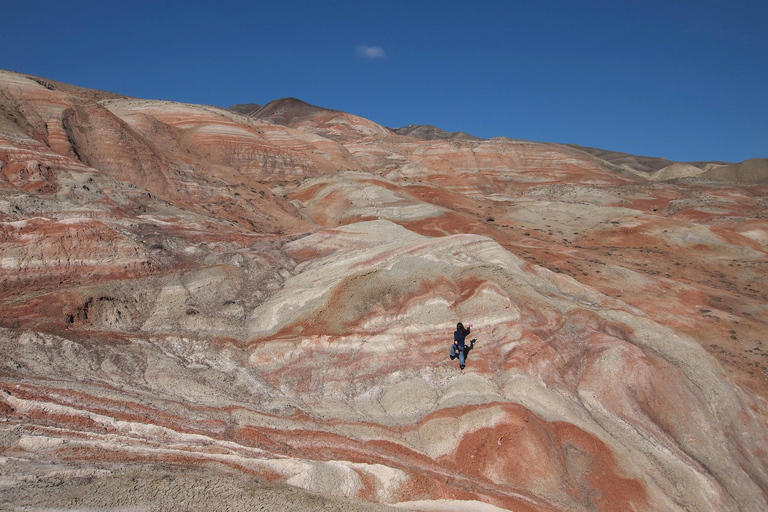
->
[[241, 98, 337, 125], [391, 123, 482, 141], [566, 144, 731, 175], [699, 158, 768, 184], [230, 97, 393, 140], [229, 103, 483, 142], [226, 102, 262, 116]]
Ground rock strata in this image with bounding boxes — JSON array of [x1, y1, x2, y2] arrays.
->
[[1, 69, 767, 512]]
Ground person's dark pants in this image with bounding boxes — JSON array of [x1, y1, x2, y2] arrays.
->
[[450, 340, 474, 367], [450, 343, 466, 366]]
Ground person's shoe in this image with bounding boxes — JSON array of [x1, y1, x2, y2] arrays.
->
[[460, 365, 465, 370], [450, 355, 456, 360]]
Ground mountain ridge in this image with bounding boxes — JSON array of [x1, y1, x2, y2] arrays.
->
[[228, 98, 737, 176]]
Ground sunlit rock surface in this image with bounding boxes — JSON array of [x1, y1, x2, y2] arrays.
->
[[1, 69, 767, 512], [650, 162, 704, 181]]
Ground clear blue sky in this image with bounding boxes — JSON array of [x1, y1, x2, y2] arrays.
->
[[2, 0, 766, 162]]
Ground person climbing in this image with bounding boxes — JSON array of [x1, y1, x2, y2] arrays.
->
[[450, 321, 476, 370]]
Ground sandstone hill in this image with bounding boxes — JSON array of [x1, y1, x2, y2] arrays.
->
[[1, 68, 767, 512], [649, 162, 705, 181], [699, 158, 768, 184]]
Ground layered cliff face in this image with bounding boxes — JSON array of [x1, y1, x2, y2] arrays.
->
[[1, 69, 767, 512]]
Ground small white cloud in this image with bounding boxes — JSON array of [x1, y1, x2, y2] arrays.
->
[[356, 45, 386, 59]]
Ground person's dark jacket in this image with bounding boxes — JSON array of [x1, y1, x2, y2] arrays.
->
[[454, 326, 471, 348]]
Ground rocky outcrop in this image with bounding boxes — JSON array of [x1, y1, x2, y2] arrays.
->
[[1, 69, 767, 512]]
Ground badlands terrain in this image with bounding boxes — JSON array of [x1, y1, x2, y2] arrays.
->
[[1, 69, 767, 511]]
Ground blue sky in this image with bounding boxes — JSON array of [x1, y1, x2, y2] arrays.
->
[[2, 0, 766, 162]]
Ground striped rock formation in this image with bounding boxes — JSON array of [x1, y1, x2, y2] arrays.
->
[[1, 69, 767, 512]]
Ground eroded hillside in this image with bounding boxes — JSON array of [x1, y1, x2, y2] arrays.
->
[[1, 69, 767, 512]]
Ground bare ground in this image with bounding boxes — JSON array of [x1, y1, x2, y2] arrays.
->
[[0, 458, 398, 512]]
